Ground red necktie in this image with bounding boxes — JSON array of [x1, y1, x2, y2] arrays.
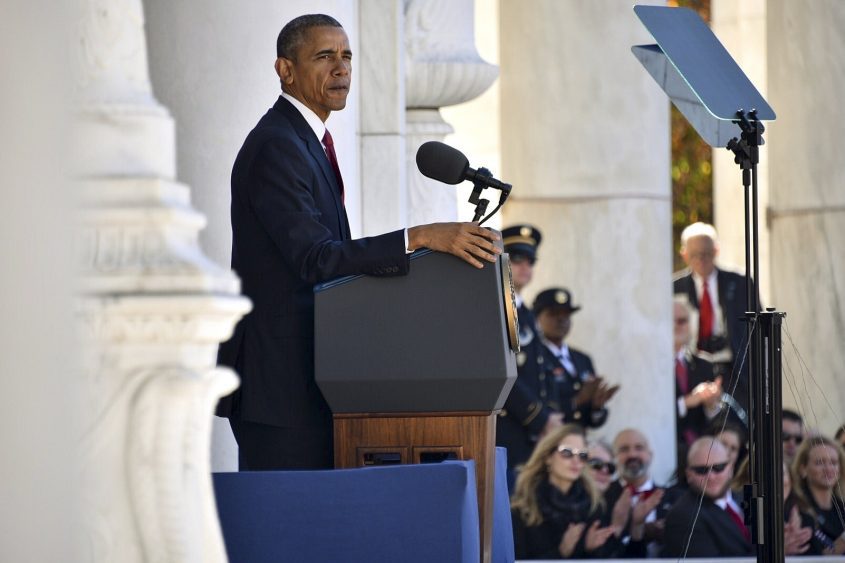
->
[[725, 503, 751, 543], [698, 281, 714, 345], [322, 129, 344, 204], [676, 358, 698, 444], [675, 358, 689, 394]]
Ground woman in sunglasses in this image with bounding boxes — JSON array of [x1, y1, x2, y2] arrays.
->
[[587, 441, 615, 493], [792, 435, 845, 555], [510, 424, 626, 559]]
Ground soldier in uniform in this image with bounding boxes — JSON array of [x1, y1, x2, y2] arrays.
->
[[497, 287, 619, 488], [501, 224, 542, 347], [532, 288, 618, 428]]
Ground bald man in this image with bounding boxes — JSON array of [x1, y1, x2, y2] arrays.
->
[[662, 437, 753, 557]]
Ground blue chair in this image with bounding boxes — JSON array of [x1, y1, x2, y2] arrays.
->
[[213, 461, 480, 563]]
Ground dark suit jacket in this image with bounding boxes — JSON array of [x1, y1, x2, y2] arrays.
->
[[673, 267, 751, 364], [675, 351, 716, 463], [216, 96, 409, 428], [674, 267, 754, 415], [662, 490, 753, 558]]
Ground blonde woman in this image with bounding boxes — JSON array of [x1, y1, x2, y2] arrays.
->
[[792, 435, 845, 555], [510, 424, 628, 559]]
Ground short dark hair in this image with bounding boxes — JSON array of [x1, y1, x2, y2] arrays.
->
[[276, 14, 342, 60], [782, 409, 803, 426], [835, 423, 845, 441]]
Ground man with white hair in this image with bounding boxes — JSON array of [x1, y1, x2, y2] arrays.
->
[[673, 222, 753, 422]]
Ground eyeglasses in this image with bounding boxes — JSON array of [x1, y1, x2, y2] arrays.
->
[[782, 432, 803, 445], [556, 446, 589, 461], [588, 459, 616, 473], [688, 462, 729, 476]]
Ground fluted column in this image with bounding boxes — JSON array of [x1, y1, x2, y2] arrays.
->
[[500, 1, 675, 481], [404, 0, 498, 226], [74, 0, 250, 561], [767, 0, 845, 435]]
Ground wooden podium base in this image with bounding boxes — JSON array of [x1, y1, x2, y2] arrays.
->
[[334, 411, 497, 563]]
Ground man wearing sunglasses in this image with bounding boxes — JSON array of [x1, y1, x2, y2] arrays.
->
[[782, 409, 805, 464], [663, 437, 753, 557], [501, 224, 542, 347]]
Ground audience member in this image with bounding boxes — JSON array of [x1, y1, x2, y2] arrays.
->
[[662, 437, 753, 557], [606, 429, 667, 555], [792, 435, 845, 555], [783, 409, 805, 465], [707, 419, 747, 473], [783, 460, 819, 555], [502, 224, 542, 346], [533, 288, 618, 427], [673, 296, 722, 468], [837, 424, 845, 450], [510, 424, 626, 559], [673, 222, 753, 424], [587, 440, 615, 494], [497, 228, 551, 486]]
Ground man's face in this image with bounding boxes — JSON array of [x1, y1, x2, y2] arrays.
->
[[681, 235, 717, 278], [614, 430, 652, 482], [782, 419, 804, 462], [673, 302, 692, 351], [509, 254, 534, 293], [537, 307, 571, 343], [686, 441, 733, 499], [276, 26, 351, 121]]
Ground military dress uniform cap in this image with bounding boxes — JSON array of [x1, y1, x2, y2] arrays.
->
[[501, 224, 542, 260], [533, 287, 581, 315]]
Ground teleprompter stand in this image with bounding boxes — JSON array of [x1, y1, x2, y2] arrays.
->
[[632, 6, 783, 562]]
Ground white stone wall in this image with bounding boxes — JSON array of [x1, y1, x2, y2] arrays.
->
[[767, 0, 845, 437], [711, 0, 771, 303], [499, 0, 676, 482], [0, 2, 79, 561]]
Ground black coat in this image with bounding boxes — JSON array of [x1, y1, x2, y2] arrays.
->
[[661, 490, 753, 557], [674, 351, 716, 467], [674, 267, 754, 416], [497, 339, 607, 473], [216, 96, 408, 428], [512, 480, 618, 560]]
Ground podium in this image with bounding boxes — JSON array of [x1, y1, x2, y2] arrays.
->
[[315, 249, 518, 563]]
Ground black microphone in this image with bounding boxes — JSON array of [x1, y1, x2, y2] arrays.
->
[[415, 141, 511, 192]]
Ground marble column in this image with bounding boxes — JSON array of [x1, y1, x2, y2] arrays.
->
[[766, 0, 845, 436], [499, 1, 675, 481], [144, 0, 357, 471], [711, 0, 771, 302], [404, 0, 498, 227], [0, 2, 78, 561], [74, 0, 250, 561]]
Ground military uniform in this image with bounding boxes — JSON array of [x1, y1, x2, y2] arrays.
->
[[496, 336, 608, 481], [501, 224, 542, 348], [497, 286, 609, 484]]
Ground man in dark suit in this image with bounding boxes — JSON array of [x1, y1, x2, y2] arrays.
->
[[673, 222, 752, 424], [662, 437, 753, 557], [672, 296, 722, 469], [501, 224, 542, 347], [216, 14, 501, 471]]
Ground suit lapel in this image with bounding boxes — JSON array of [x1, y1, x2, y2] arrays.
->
[[272, 97, 350, 239]]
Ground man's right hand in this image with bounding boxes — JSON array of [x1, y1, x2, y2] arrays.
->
[[407, 222, 501, 268]]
